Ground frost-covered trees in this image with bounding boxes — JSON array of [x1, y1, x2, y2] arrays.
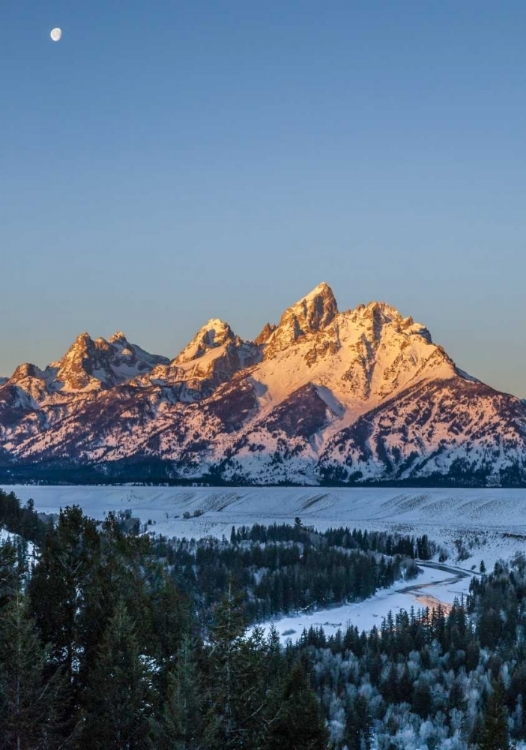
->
[[4, 488, 526, 750], [293, 556, 526, 748]]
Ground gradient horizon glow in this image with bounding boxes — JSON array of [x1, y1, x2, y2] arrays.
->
[[1, 1, 526, 397]]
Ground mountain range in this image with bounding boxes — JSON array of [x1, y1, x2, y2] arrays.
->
[[1, 282, 525, 486]]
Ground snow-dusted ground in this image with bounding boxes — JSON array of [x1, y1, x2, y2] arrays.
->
[[258, 563, 474, 644], [5, 484, 526, 639], [0, 527, 36, 564], [0, 528, 13, 543], [7, 485, 526, 567]]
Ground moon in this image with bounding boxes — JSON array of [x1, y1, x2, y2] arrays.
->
[[50, 28, 62, 42]]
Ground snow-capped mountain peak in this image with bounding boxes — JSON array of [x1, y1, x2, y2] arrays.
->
[[54, 332, 170, 391], [3, 331, 169, 401], [1, 281, 525, 487], [109, 331, 127, 344], [264, 282, 338, 357], [174, 319, 237, 364], [348, 300, 432, 343], [9, 363, 45, 383]]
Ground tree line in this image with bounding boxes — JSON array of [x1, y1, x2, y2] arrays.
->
[[152, 521, 424, 624]]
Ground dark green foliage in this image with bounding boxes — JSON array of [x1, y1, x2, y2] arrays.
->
[[156, 523, 429, 624], [201, 589, 248, 748], [0, 593, 64, 749], [0, 493, 331, 749], [148, 634, 203, 750], [79, 600, 153, 749], [0, 489, 51, 546], [480, 680, 510, 750], [28, 507, 102, 686], [344, 693, 373, 750], [201, 592, 287, 749], [6, 486, 526, 749], [267, 661, 329, 750], [412, 680, 432, 719], [27, 507, 152, 695], [149, 570, 188, 660], [0, 538, 25, 609]]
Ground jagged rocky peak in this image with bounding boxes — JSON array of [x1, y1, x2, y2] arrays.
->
[[106, 332, 135, 357], [349, 301, 433, 343], [52, 332, 109, 390], [108, 331, 134, 354], [291, 282, 338, 331], [9, 362, 44, 383], [175, 318, 237, 364], [265, 282, 339, 356], [55, 332, 95, 367], [106, 332, 169, 369], [333, 299, 458, 402], [48, 330, 169, 391], [109, 330, 127, 344], [254, 322, 277, 345]]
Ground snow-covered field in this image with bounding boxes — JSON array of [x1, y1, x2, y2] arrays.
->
[[4, 484, 526, 639], [6, 484, 526, 565]]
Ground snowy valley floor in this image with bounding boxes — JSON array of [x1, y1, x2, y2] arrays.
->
[[5, 484, 526, 640], [257, 562, 475, 644]]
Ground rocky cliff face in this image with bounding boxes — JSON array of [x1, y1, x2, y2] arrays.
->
[[1, 284, 525, 486], [3, 332, 169, 402], [263, 282, 338, 358]]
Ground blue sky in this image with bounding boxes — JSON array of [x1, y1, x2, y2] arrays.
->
[[1, 1, 526, 396]]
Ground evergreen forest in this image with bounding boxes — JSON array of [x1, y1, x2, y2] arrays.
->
[[0, 488, 523, 749]]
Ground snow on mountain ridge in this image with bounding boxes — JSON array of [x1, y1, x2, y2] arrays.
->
[[174, 319, 237, 363], [0, 282, 525, 486], [131, 316, 263, 401], [4, 331, 169, 402], [250, 290, 457, 424], [264, 281, 338, 358]]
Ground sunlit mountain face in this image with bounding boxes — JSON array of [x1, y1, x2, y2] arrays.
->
[[1, 283, 525, 486]]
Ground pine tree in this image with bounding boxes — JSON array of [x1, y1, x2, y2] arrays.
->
[[28, 505, 152, 701], [80, 600, 153, 750], [148, 569, 188, 686], [412, 680, 433, 719], [27, 506, 101, 685], [0, 592, 63, 750], [148, 634, 203, 750], [0, 538, 25, 610], [345, 694, 373, 750], [202, 588, 248, 748], [266, 661, 329, 750], [203, 592, 284, 750], [480, 679, 510, 750]]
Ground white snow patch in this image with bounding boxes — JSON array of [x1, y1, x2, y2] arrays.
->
[[4, 486, 526, 573], [258, 563, 474, 644]]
